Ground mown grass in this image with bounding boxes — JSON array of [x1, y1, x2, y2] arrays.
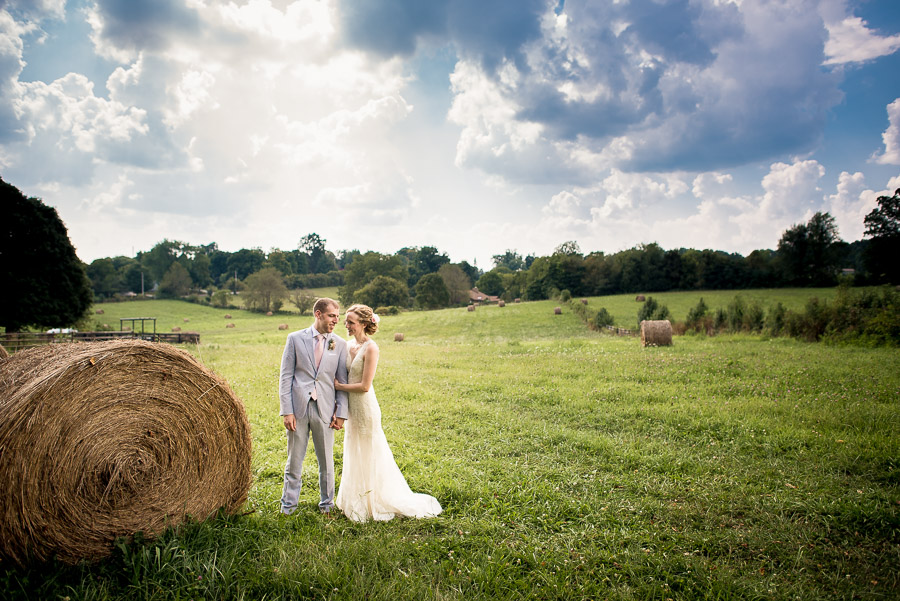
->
[[2, 291, 897, 600]]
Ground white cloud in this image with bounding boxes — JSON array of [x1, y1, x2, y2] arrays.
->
[[825, 171, 878, 240], [823, 16, 900, 65], [872, 98, 900, 165]]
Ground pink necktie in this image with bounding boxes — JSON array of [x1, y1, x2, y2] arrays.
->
[[314, 334, 325, 370]]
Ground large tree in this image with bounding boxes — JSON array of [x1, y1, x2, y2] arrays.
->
[[354, 275, 408, 308], [243, 267, 288, 313], [0, 177, 93, 331], [777, 212, 841, 286], [339, 251, 408, 305], [863, 188, 900, 283], [414, 273, 450, 309], [438, 263, 472, 305]]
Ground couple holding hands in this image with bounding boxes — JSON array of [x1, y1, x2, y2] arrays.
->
[[278, 298, 442, 522]]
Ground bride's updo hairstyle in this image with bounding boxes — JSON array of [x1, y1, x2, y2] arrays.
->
[[347, 304, 378, 335]]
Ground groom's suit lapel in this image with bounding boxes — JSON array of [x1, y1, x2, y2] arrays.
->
[[302, 327, 317, 371]]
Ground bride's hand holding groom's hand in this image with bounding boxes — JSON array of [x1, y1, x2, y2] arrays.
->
[[334, 379, 346, 392]]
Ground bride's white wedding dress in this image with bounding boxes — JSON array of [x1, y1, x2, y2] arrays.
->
[[336, 339, 442, 522]]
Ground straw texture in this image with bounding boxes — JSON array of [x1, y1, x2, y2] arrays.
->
[[640, 320, 673, 347], [0, 343, 7, 359], [0, 339, 252, 565]]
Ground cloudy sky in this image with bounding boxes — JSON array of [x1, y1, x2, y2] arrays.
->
[[1, 0, 899, 267]]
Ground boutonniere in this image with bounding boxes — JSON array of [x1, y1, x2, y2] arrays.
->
[[327, 338, 335, 351]]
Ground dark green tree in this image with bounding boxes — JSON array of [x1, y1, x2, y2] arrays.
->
[[475, 271, 504, 296], [863, 188, 900, 283], [158, 262, 192, 298], [438, 264, 472, 305], [339, 252, 408, 305], [86, 258, 121, 299], [243, 267, 288, 313], [0, 178, 92, 331], [492, 249, 526, 271], [777, 212, 840, 286], [226, 248, 266, 280], [414, 273, 450, 309], [355, 275, 408, 308]]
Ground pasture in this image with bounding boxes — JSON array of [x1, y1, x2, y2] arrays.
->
[[1, 290, 897, 600]]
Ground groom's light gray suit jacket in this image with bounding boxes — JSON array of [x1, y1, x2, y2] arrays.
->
[[279, 327, 349, 423]]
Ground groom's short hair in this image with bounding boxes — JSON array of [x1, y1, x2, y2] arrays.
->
[[313, 297, 339, 315]]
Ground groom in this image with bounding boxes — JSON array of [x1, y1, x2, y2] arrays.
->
[[279, 297, 349, 514]]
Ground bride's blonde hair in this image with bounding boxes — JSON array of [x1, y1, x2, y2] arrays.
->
[[346, 304, 378, 335]]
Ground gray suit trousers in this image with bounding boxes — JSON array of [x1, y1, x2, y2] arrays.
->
[[281, 399, 335, 512]]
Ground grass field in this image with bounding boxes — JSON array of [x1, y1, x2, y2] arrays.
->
[[2, 290, 897, 600]]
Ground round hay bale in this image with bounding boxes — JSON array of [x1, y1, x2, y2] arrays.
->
[[226, 323, 236, 328], [514, 298, 521, 303], [278, 324, 289, 331], [0, 340, 251, 565], [224, 314, 232, 319], [554, 306, 562, 315], [183, 318, 190, 323], [0, 343, 8, 359], [266, 311, 273, 316], [171, 326, 182, 332], [394, 333, 404, 342], [95, 309, 104, 315], [580, 298, 588, 305], [640, 320, 673, 347], [467, 305, 475, 312], [498, 300, 506, 307], [635, 295, 646, 302]]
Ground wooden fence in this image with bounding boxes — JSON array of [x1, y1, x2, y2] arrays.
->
[[0, 331, 200, 354]]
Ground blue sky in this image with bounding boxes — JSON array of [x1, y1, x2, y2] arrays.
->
[[1, 0, 899, 266]]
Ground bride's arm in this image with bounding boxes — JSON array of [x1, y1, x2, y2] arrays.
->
[[334, 343, 379, 392]]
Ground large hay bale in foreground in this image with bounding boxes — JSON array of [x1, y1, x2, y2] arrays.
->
[[640, 320, 673, 347], [0, 340, 252, 565]]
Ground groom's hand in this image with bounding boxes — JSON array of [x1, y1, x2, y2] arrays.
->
[[330, 417, 345, 430], [283, 414, 297, 432]]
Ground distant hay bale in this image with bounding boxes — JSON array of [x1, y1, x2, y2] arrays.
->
[[467, 305, 476, 312], [171, 326, 182, 332], [266, 311, 273, 316], [498, 300, 506, 307], [580, 298, 588, 305], [0, 343, 7, 359], [640, 320, 673, 347], [394, 333, 404, 342], [95, 309, 104, 315], [224, 314, 232, 319], [554, 306, 562, 315], [183, 318, 189, 323], [278, 324, 289, 331], [0, 340, 251, 565], [226, 323, 236, 328], [514, 298, 521, 303], [635, 295, 646, 302]]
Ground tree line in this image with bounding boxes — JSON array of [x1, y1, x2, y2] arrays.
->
[[2, 173, 899, 330]]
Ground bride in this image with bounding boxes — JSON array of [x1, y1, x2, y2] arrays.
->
[[334, 303, 442, 522]]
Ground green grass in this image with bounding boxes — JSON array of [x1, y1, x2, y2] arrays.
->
[[2, 291, 898, 600]]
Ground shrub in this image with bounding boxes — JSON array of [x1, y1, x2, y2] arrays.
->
[[374, 306, 401, 316], [559, 289, 572, 302], [727, 296, 745, 331], [211, 290, 230, 308], [638, 297, 670, 324], [592, 308, 614, 328], [713, 308, 728, 331], [743, 302, 765, 333], [765, 302, 786, 335], [685, 297, 708, 330]]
